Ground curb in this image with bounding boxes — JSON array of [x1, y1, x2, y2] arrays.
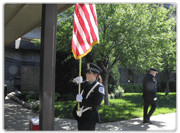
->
[[7, 91, 39, 110]]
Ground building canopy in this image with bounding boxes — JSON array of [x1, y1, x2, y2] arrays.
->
[[5, 4, 73, 46]]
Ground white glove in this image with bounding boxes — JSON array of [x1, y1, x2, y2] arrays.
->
[[76, 108, 82, 117], [74, 76, 83, 83], [76, 94, 83, 102], [154, 97, 157, 101]]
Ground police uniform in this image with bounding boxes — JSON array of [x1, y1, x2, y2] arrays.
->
[[71, 63, 105, 130], [142, 68, 158, 124]]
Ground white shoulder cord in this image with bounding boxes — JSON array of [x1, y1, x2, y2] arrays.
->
[[80, 82, 99, 98], [86, 82, 99, 99], [77, 82, 100, 116]]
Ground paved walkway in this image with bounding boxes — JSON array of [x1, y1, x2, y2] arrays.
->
[[4, 97, 176, 131]]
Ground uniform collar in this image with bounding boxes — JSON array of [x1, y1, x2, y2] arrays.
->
[[89, 80, 97, 85]]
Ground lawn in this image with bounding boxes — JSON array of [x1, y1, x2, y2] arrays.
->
[[33, 92, 176, 123], [98, 93, 176, 123]]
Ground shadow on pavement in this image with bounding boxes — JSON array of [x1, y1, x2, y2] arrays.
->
[[4, 98, 38, 130], [96, 118, 166, 131], [4, 98, 78, 131], [120, 119, 166, 131], [54, 118, 77, 131]]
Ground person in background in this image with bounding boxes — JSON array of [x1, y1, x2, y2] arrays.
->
[[142, 68, 158, 124]]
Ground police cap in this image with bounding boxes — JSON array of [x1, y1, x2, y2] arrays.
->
[[150, 68, 158, 72], [87, 63, 102, 74]]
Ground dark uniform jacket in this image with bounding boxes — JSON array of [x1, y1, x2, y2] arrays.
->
[[142, 73, 157, 101], [70, 80, 105, 124]]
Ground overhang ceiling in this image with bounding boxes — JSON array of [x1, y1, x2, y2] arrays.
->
[[4, 4, 74, 46]]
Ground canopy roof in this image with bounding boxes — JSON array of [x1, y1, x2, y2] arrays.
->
[[5, 4, 73, 46]]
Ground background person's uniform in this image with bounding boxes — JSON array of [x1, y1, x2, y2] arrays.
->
[[142, 71, 158, 123]]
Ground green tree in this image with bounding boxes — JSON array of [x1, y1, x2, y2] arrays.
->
[[91, 4, 176, 104], [32, 4, 176, 105], [156, 7, 176, 95]]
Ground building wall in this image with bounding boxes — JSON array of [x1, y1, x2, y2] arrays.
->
[[118, 66, 176, 85], [21, 66, 40, 93], [4, 48, 23, 92], [5, 57, 22, 81], [118, 67, 129, 84], [4, 47, 40, 93], [133, 71, 146, 84]]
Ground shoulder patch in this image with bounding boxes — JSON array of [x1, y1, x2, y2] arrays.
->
[[99, 87, 105, 94]]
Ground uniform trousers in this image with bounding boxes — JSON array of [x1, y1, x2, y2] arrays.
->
[[78, 121, 96, 130], [143, 99, 157, 121]]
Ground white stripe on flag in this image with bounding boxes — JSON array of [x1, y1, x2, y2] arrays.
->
[[74, 12, 90, 51], [92, 4, 99, 41], [78, 4, 93, 44], [85, 4, 99, 41], [73, 30, 84, 55]]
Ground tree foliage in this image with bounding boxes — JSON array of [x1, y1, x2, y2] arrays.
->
[[94, 4, 176, 72], [32, 4, 176, 104]]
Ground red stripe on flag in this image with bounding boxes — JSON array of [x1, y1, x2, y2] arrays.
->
[[72, 39, 80, 56], [89, 4, 98, 27], [75, 4, 91, 47], [79, 4, 97, 41], [73, 19, 87, 53]]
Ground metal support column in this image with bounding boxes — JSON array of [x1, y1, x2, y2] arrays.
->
[[39, 4, 57, 130]]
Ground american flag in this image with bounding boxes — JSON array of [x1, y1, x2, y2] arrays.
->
[[72, 4, 99, 60]]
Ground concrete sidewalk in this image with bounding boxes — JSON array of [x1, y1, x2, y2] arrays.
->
[[4, 97, 176, 131]]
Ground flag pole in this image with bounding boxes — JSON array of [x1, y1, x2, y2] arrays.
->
[[77, 58, 82, 111]]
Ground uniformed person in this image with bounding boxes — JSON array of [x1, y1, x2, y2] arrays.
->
[[142, 68, 158, 124], [69, 63, 105, 130]]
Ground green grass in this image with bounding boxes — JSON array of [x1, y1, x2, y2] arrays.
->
[[32, 92, 176, 123], [98, 93, 176, 123]]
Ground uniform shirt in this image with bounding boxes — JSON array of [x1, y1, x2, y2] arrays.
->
[[81, 80, 104, 108], [142, 73, 157, 100], [70, 80, 105, 124]]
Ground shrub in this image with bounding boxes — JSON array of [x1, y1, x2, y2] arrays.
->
[[169, 80, 176, 92], [60, 93, 75, 101], [109, 85, 124, 99], [17, 92, 39, 103], [158, 80, 176, 92], [55, 92, 61, 101], [16, 92, 27, 101], [109, 93, 115, 99], [158, 82, 166, 92], [108, 65, 120, 94], [32, 105, 39, 113], [121, 84, 143, 93], [26, 94, 39, 102]]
